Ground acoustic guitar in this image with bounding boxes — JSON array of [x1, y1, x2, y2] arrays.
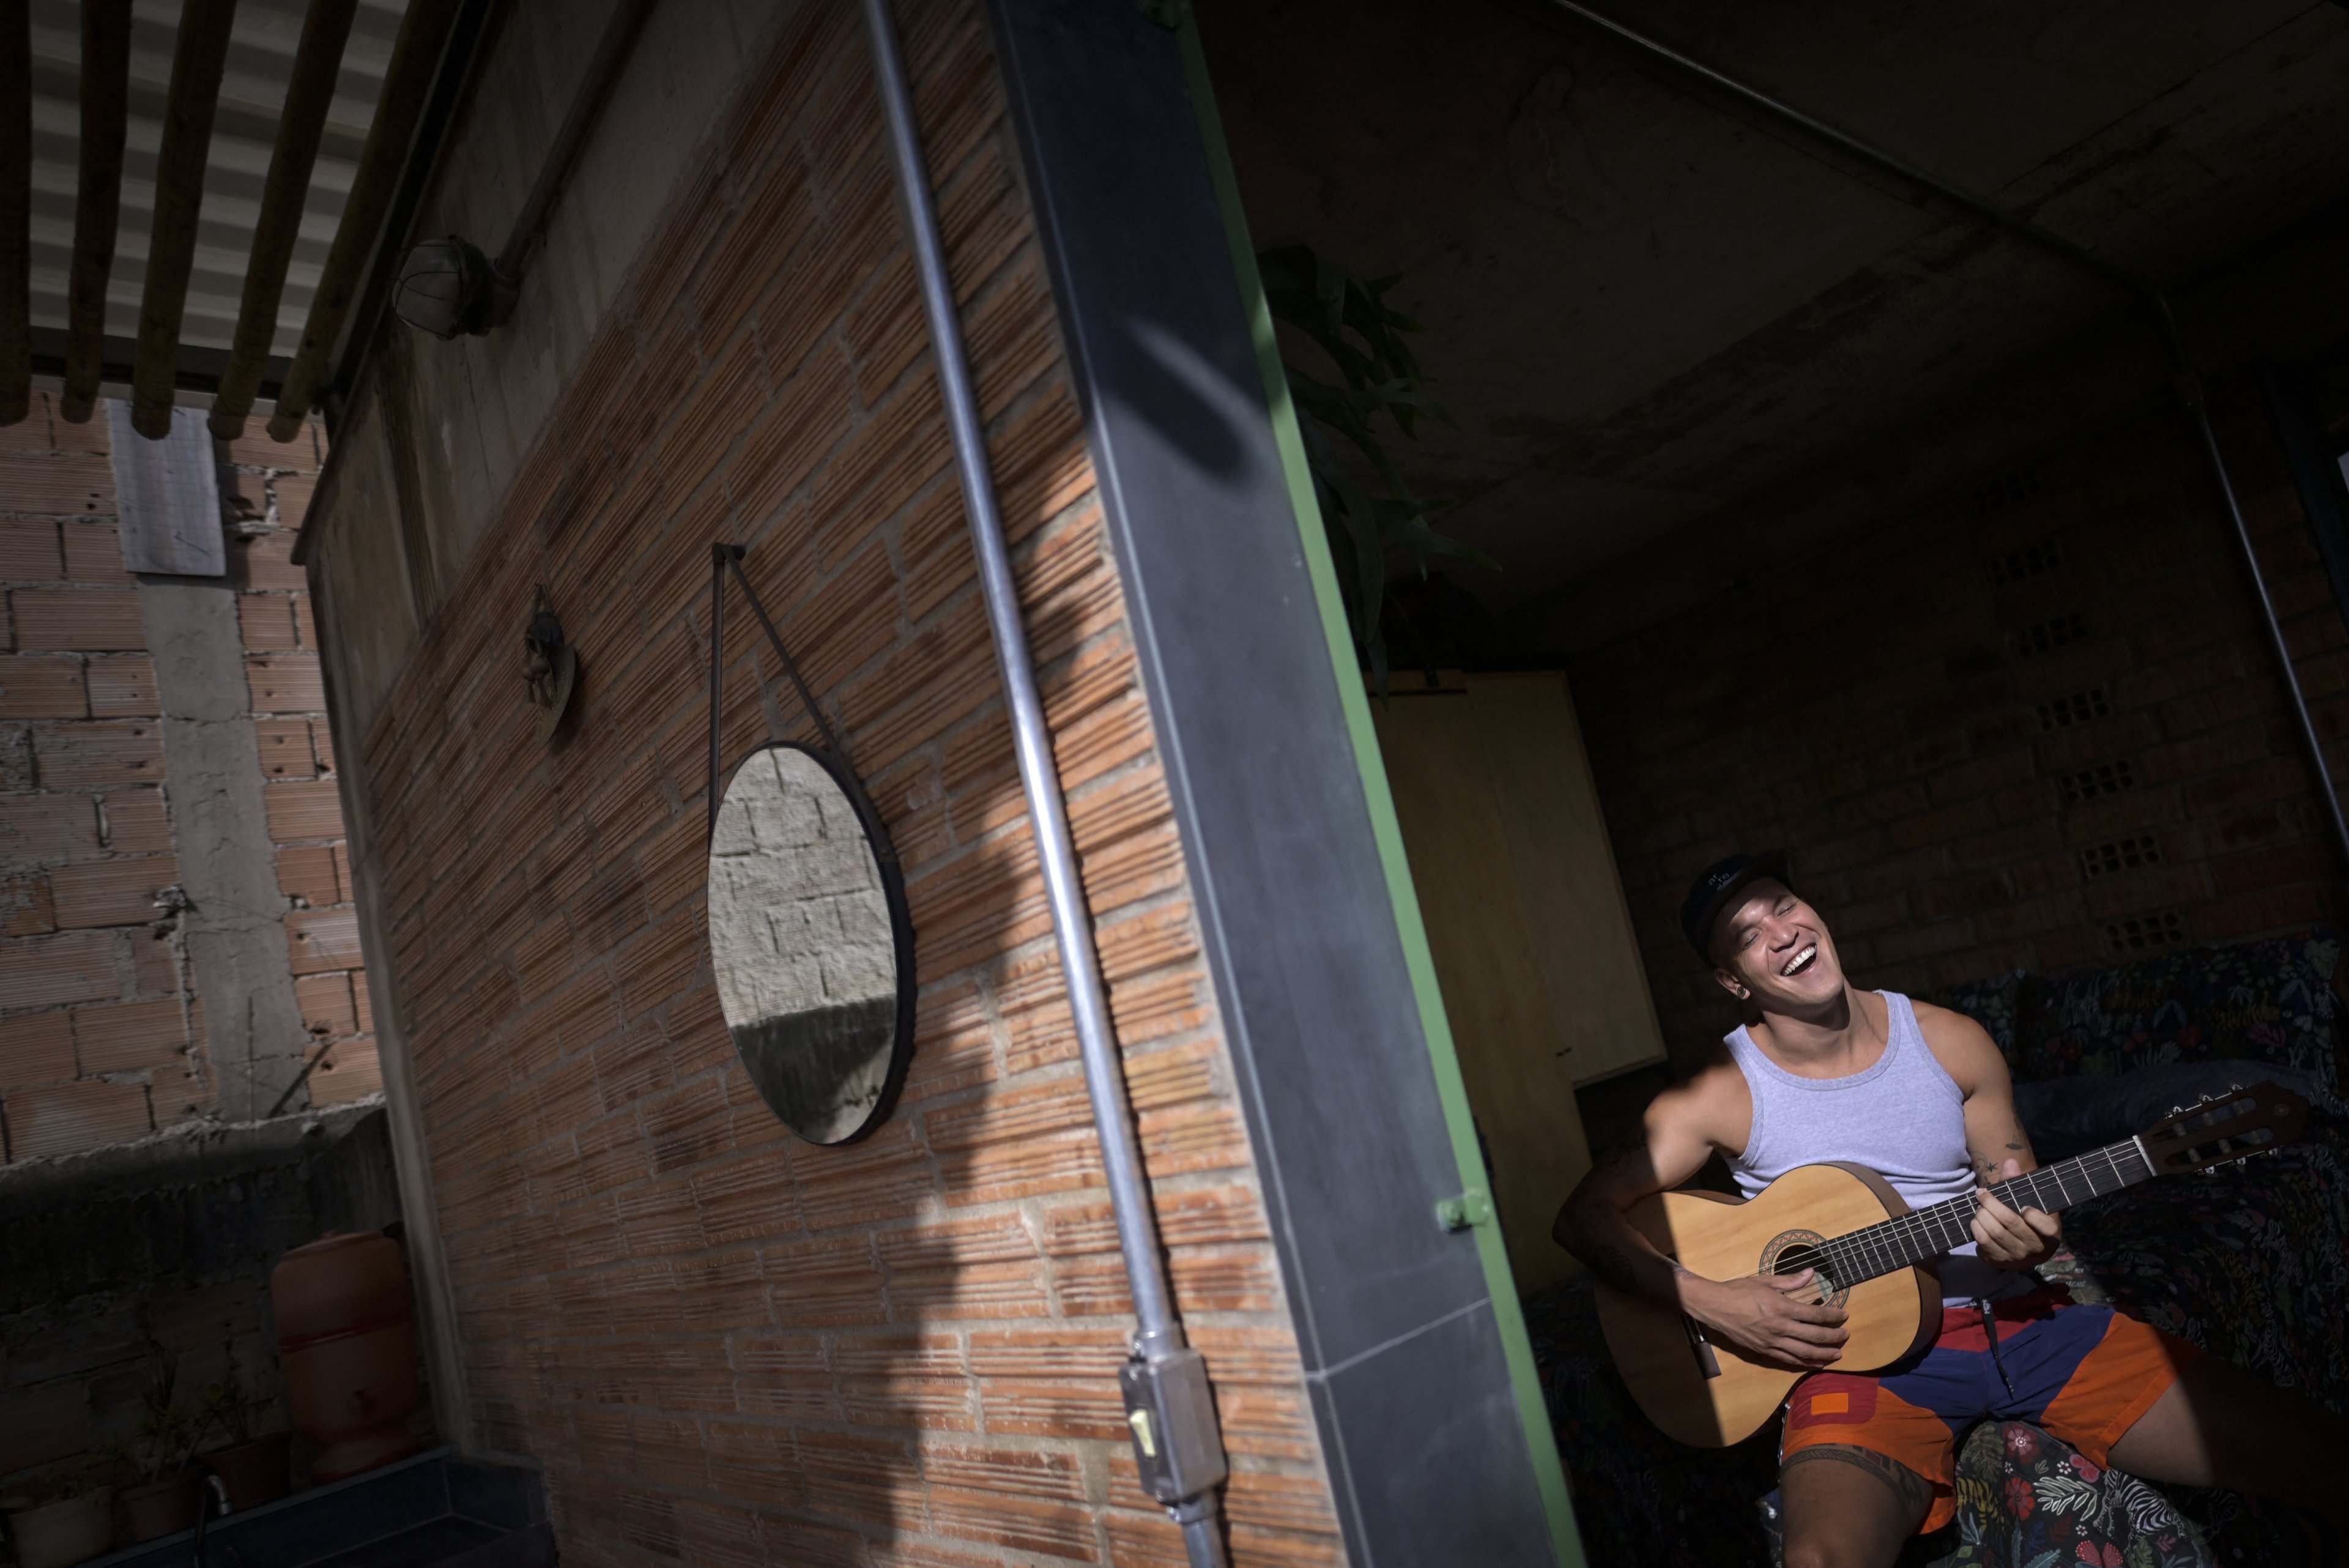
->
[[1595, 1081, 2309, 1447]]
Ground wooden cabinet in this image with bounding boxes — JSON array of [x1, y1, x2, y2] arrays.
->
[[1370, 671, 1666, 1291]]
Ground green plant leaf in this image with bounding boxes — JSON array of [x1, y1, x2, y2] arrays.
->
[[1261, 243, 1507, 677]]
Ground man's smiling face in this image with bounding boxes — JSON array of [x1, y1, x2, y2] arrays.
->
[[1710, 877, 1846, 1008]]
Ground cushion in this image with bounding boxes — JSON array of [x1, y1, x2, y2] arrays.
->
[[2013, 1059, 2329, 1162], [1999, 933, 2344, 1104], [1758, 1420, 2217, 1568]]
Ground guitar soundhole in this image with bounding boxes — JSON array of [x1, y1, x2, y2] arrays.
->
[[1762, 1230, 1850, 1309]]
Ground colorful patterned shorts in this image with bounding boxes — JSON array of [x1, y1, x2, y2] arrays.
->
[[1781, 1284, 2200, 1533]]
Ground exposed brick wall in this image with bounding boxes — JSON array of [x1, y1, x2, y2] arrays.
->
[[223, 427, 381, 1111], [312, 1, 1340, 1564], [0, 395, 374, 1160], [1574, 388, 2349, 1074]]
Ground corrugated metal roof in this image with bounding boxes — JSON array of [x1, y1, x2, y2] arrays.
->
[[24, 0, 412, 376]]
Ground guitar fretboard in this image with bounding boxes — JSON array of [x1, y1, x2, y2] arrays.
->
[[1803, 1139, 2153, 1290]]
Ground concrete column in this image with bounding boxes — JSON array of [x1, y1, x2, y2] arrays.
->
[[134, 538, 311, 1123]]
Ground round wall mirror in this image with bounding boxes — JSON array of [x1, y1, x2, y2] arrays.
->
[[706, 742, 915, 1145]]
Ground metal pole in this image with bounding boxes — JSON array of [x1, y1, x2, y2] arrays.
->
[[1542, 0, 2148, 295], [1541, 0, 2349, 880], [856, 4, 1228, 1564], [2179, 367, 2349, 866]]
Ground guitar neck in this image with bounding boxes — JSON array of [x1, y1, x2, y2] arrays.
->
[[1817, 1139, 2156, 1288]]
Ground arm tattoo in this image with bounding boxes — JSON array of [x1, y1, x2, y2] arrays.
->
[[1585, 1243, 1642, 1295], [1781, 1443, 1933, 1517]]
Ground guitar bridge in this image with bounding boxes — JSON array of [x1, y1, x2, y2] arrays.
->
[[1683, 1313, 1721, 1380]]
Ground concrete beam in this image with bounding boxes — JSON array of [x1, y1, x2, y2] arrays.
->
[[121, 437, 316, 1120], [314, 600, 476, 1454]]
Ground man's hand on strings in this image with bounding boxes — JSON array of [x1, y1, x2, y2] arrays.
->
[[1972, 1156, 2060, 1270]]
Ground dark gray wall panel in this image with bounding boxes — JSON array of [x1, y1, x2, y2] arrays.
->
[[980, 2, 1554, 1562]]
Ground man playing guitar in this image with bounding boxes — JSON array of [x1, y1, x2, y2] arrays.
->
[[1555, 852, 2348, 1567]]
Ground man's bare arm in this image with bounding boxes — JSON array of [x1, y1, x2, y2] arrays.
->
[[1916, 1002, 2061, 1269], [1554, 1072, 1849, 1369], [1553, 1087, 1716, 1302], [1556, 1142, 1693, 1301]]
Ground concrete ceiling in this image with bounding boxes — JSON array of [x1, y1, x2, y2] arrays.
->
[[1197, 0, 2349, 631]]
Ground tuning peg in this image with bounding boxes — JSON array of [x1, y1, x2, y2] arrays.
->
[[2229, 1082, 2244, 1092], [2169, 1104, 2184, 1115]]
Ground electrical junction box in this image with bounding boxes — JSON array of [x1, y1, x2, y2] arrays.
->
[[1118, 1347, 1228, 1503]]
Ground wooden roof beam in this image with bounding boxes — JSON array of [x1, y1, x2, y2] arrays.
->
[[269, 0, 461, 443], [59, 0, 133, 425], [1, 0, 29, 428], [210, 0, 360, 440], [130, 0, 240, 440]]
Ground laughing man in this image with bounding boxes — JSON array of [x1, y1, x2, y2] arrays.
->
[[1554, 852, 2348, 1568]]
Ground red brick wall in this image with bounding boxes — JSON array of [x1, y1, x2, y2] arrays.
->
[[0, 396, 374, 1161], [1573, 388, 2349, 1074], [224, 431, 382, 1110], [317, 1, 1341, 1564]]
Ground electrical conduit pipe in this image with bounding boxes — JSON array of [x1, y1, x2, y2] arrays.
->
[[855, 3, 1232, 1566]]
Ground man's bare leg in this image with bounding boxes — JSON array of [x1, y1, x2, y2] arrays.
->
[[2106, 1356, 2349, 1526], [1779, 1445, 1934, 1568]]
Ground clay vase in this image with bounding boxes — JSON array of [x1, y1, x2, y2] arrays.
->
[[204, 1431, 294, 1511], [273, 1232, 422, 1483], [8, 1491, 114, 1568], [120, 1470, 202, 1542]]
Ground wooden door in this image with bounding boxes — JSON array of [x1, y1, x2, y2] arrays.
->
[[1370, 671, 1666, 1291]]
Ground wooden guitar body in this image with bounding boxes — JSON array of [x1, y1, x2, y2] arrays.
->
[[1593, 1162, 1941, 1447]]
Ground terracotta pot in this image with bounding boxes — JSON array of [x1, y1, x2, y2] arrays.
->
[[120, 1470, 202, 1543], [273, 1231, 422, 1483], [204, 1431, 293, 1511], [8, 1491, 114, 1568]]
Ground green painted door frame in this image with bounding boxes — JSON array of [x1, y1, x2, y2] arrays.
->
[[1171, 20, 1589, 1566]]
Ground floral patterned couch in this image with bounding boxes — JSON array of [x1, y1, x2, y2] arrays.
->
[[1529, 931, 2349, 1567]]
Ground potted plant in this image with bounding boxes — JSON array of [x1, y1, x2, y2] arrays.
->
[[4, 1465, 116, 1568], [196, 1382, 291, 1512], [119, 1354, 206, 1542]]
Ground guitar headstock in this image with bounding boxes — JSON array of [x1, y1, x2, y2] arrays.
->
[[2136, 1080, 2308, 1176]]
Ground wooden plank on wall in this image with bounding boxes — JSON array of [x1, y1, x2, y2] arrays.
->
[[1371, 683, 1594, 1294], [1370, 670, 1671, 1293], [106, 401, 226, 575], [1468, 672, 1669, 1089]]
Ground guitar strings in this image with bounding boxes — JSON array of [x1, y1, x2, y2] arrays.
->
[[1824, 1143, 2132, 1283], [1816, 1142, 2137, 1284], [1757, 1142, 2144, 1290]]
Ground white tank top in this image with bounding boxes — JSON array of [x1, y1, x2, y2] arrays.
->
[[1723, 992, 2026, 1306]]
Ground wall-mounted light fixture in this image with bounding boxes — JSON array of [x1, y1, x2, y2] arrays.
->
[[522, 585, 577, 743], [391, 236, 513, 338], [388, 0, 659, 341]]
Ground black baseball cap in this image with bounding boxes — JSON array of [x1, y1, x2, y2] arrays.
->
[[1680, 850, 1794, 965]]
